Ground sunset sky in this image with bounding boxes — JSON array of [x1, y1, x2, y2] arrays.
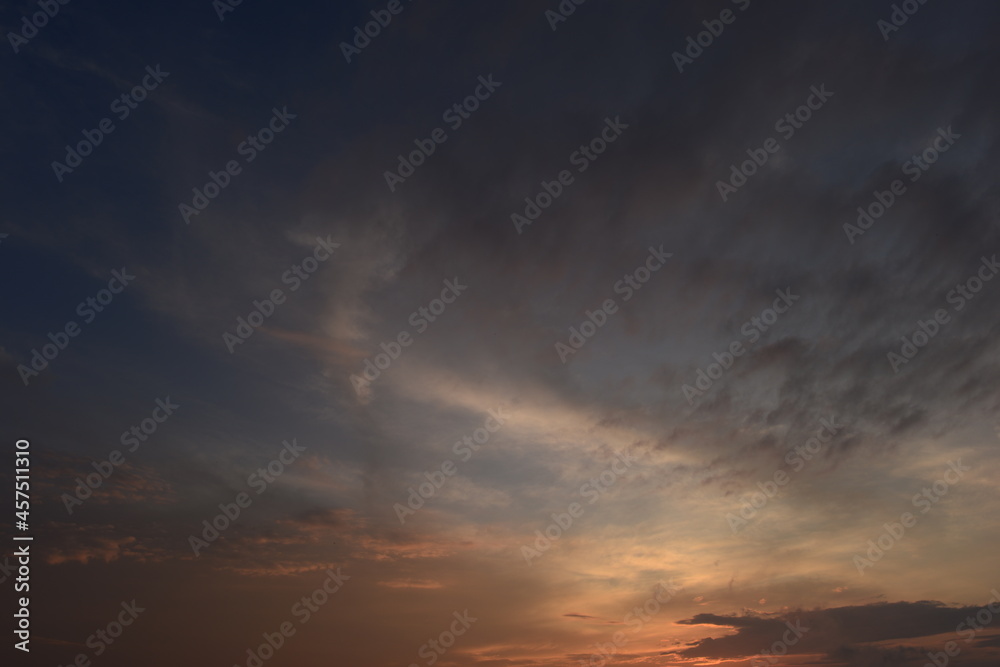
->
[[2, 1, 1000, 666]]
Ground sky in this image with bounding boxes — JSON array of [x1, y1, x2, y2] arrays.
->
[[2, 1, 1000, 666]]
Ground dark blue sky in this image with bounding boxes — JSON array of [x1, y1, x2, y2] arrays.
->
[[2, 1, 1000, 666]]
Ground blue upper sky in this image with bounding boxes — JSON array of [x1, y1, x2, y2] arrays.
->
[[2, 1, 1000, 666]]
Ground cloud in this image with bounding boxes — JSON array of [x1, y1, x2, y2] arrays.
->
[[674, 600, 1000, 664]]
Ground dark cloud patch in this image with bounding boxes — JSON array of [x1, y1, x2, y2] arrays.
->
[[674, 601, 997, 663]]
